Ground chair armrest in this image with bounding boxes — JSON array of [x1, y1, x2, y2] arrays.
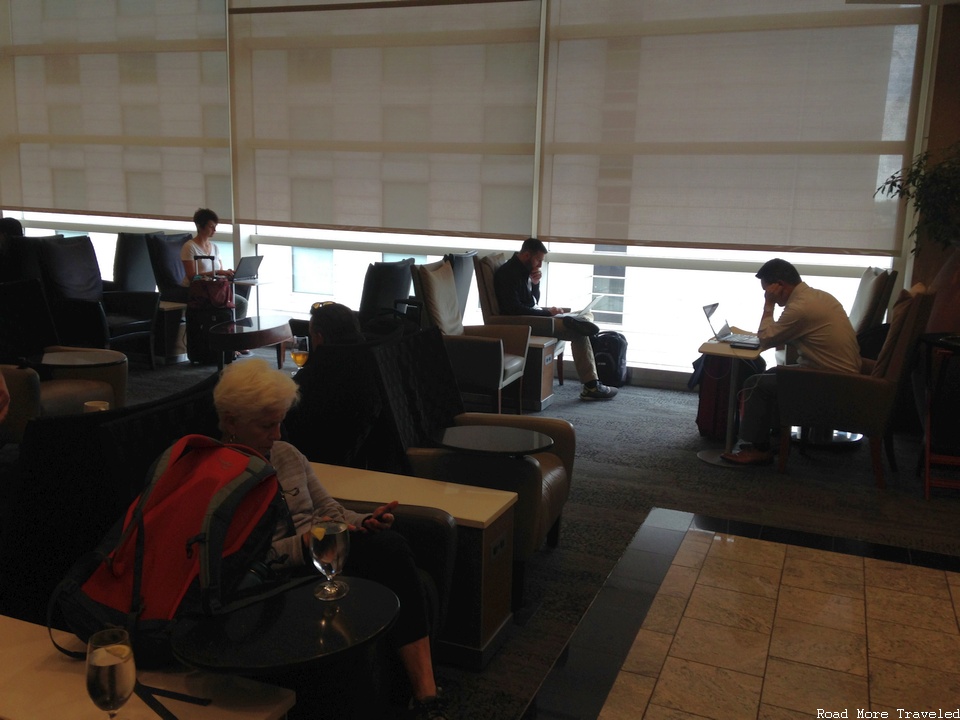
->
[[102, 291, 160, 319], [776, 365, 896, 434], [463, 324, 530, 361], [52, 298, 109, 348], [341, 500, 457, 633], [486, 314, 557, 336], [454, 412, 576, 481], [442, 334, 503, 390], [0, 364, 41, 442]]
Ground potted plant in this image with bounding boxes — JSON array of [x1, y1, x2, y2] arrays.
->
[[876, 143, 960, 252]]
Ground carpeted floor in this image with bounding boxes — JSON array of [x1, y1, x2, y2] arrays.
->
[[125, 355, 960, 719]]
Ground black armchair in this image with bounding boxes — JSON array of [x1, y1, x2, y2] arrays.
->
[[145, 231, 192, 303], [29, 235, 160, 368]]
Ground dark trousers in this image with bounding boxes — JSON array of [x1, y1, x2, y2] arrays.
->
[[739, 369, 779, 446]]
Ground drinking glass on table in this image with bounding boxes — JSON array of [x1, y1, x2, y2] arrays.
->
[[290, 336, 309, 375], [86, 627, 136, 719], [310, 518, 350, 600]]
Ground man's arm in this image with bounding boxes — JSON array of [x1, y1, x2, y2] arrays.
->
[[494, 262, 552, 317]]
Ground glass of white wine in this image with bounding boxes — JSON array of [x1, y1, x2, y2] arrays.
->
[[86, 627, 136, 719], [290, 335, 310, 375], [310, 519, 350, 600]]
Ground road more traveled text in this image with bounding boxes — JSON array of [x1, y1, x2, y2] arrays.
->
[[817, 711, 960, 718]]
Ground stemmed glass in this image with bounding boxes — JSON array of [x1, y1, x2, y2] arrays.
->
[[310, 518, 350, 600], [290, 335, 310, 375], [86, 627, 136, 719]]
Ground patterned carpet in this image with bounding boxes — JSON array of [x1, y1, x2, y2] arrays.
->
[[125, 356, 960, 719]]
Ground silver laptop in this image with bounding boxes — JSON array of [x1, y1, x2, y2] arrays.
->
[[703, 303, 760, 348], [233, 255, 263, 281], [556, 294, 605, 318]]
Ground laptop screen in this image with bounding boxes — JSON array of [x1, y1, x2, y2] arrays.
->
[[233, 255, 263, 279]]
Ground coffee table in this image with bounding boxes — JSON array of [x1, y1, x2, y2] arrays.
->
[[434, 425, 554, 456], [208, 315, 293, 370]]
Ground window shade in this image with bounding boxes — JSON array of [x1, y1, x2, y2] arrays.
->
[[539, 1, 924, 254], [229, 1, 542, 234]]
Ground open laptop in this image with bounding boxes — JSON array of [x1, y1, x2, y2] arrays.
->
[[555, 294, 605, 318], [233, 255, 263, 281], [702, 303, 761, 349]]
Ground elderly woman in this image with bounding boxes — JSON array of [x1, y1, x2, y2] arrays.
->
[[213, 358, 446, 720]]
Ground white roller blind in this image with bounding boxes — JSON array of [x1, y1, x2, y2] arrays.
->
[[3, 0, 231, 220], [229, 0, 542, 234], [539, 1, 924, 254]]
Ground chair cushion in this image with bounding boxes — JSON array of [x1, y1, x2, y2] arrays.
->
[[503, 352, 525, 382], [37, 236, 103, 303], [848, 267, 888, 334], [146, 233, 188, 289], [420, 260, 464, 336]]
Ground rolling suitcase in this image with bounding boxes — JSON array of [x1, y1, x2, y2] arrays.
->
[[186, 306, 232, 364]]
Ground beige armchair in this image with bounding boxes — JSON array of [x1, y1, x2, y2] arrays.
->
[[0, 346, 127, 443], [473, 251, 565, 384], [412, 259, 529, 413], [777, 285, 935, 487], [369, 328, 574, 608]]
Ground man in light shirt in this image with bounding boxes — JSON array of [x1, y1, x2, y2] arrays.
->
[[721, 258, 861, 465]]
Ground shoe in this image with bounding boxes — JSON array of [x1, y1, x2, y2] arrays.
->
[[562, 315, 599, 336], [580, 382, 618, 400], [408, 694, 448, 720], [720, 445, 774, 466]]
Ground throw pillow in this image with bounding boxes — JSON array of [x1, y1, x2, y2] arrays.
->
[[420, 260, 464, 336]]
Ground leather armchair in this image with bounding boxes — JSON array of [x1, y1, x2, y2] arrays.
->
[[357, 258, 415, 328], [474, 251, 565, 384], [412, 259, 529, 413], [145, 231, 192, 304], [27, 235, 159, 367], [777, 286, 936, 487], [370, 328, 574, 607]]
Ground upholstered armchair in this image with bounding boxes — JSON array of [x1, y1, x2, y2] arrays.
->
[[23, 235, 159, 367], [474, 251, 565, 384], [357, 257, 415, 328], [412, 259, 529, 414], [777, 285, 935, 487], [369, 328, 574, 607], [145, 231, 192, 303]]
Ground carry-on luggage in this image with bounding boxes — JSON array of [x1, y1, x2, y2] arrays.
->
[[689, 354, 766, 440], [590, 331, 629, 387], [186, 306, 233, 364]]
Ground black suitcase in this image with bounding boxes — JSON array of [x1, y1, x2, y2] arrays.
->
[[185, 307, 232, 365], [590, 331, 628, 387]]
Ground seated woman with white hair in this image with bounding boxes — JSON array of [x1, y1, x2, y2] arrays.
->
[[213, 358, 448, 720]]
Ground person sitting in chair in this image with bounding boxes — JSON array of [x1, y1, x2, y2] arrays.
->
[[494, 238, 617, 401], [721, 258, 861, 466], [284, 302, 385, 469], [213, 358, 447, 719], [180, 208, 248, 321]]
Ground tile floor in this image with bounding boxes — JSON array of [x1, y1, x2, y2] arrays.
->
[[532, 508, 960, 719]]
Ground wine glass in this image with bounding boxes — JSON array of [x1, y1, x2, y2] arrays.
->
[[290, 336, 310, 375], [86, 627, 136, 719], [310, 519, 350, 600]]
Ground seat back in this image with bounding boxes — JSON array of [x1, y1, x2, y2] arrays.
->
[[357, 257, 414, 325], [443, 250, 477, 319], [146, 232, 191, 302], [848, 267, 898, 334], [411, 260, 465, 336], [872, 286, 936, 384], [114, 232, 162, 292], [36, 235, 104, 303], [474, 252, 507, 322]]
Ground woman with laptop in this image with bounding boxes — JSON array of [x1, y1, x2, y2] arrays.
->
[[180, 207, 248, 320]]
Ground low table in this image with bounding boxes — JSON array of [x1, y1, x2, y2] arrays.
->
[[434, 425, 554, 456], [40, 349, 127, 369], [208, 315, 293, 370]]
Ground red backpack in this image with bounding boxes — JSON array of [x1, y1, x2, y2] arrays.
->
[[50, 434, 289, 668]]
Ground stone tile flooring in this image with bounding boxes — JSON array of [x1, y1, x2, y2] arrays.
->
[[532, 508, 960, 719]]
